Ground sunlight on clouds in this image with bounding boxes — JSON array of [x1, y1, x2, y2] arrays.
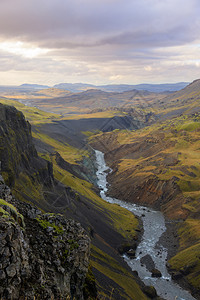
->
[[109, 75, 124, 81], [0, 41, 49, 58], [144, 66, 152, 71]]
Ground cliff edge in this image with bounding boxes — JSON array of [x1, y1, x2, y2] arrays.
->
[[0, 174, 90, 299]]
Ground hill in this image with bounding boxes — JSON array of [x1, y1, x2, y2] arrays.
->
[[14, 88, 166, 115], [54, 82, 189, 93], [35, 87, 72, 98]]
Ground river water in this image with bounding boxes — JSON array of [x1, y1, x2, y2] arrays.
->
[[95, 150, 196, 300]]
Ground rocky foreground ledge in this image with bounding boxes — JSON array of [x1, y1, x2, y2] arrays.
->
[[0, 175, 91, 300]]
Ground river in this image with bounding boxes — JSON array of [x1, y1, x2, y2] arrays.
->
[[95, 150, 196, 300]]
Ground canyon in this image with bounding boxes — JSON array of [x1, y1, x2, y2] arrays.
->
[[0, 79, 200, 299]]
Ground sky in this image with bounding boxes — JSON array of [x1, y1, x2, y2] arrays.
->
[[0, 0, 200, 86]]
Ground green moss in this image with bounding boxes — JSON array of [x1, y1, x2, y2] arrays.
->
[[0, 207, 10, 218], [61, 242, 79, 268], [36, 217, 64, 234], [68, 239, 79, 250], [63, 249, 69, 257], [61, 249, 69, 266], [83, 264, 97, 299], [0, 199, 25, 227], [0, 199, 17, 212]]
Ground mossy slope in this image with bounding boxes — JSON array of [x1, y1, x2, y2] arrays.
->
[[0, 101, 148, 299]]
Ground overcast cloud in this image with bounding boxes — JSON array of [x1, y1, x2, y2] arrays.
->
[[0, 0, 199, 85]]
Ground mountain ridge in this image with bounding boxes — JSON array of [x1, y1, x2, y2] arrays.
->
[[54, 82, 189, 93]]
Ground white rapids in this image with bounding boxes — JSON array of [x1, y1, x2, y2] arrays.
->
[[95, 149, 196, 300]]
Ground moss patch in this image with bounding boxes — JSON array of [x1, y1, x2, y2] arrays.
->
[[169, 243, 200, 290], [36, 216, 64, 234], [0, 199, 24, 227], [91, 246, 147, 300]]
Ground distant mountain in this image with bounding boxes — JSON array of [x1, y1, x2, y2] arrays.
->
[[54, 83, 95, 92], [54, 82, 189, 93], [100, 82, 189, 93], [19, 83, 50, 90]]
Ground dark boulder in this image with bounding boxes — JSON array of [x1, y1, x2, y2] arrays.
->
[[142, 285, 157, 298], [118, 242, 137, 255], [151, 268, 162, 278], [126, 249, 136, 259]]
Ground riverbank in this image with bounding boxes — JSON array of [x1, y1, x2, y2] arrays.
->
[[95, 149, 196, 300]]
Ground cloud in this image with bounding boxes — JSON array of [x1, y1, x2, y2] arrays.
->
[[0, 0, 199, 84], [0, 0, 199, 47]]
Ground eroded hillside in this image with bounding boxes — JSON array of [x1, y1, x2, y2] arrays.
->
[[90, 111, 200, 296], [0, 101, 150, 299]]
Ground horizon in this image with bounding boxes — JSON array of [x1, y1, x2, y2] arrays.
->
[[0, 80, 192, 88]]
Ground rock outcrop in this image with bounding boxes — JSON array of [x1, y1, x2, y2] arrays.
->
[[0, 103, 53, 188], [0, 175, 90, 300]]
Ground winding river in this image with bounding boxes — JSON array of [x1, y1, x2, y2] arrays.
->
[[95, 150, 196, 300]]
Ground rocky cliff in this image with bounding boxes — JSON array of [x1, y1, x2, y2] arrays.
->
[[0, 103, 53, 188], [0, 174, 90, 300], [0, 103, 80, 213]]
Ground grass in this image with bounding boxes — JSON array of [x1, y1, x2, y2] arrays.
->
[[0, 98, 59, 124], [51, 154, 139, 240], [177, 121, 200, 132], [91, 113, 200, 209], [105, 202, 138, 240], [91, 245, 148, 300], [33, 131, 87, 163], [13, 172, 45, 204], [82, 130, 102, 137], [169, 242, 200, 289], [65, 110, 125, 120], [178, 218, 200, 249]]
